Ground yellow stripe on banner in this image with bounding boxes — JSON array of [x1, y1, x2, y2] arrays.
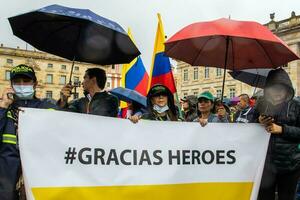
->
[[32, 182, 253, 200]]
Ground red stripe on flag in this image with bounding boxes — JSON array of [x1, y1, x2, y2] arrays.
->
[[134, 73, 149, 96], [151, 72, 177, 93]]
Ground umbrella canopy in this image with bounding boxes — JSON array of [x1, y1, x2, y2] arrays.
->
[[229, 96, 240, 106], [8, 4, 140, 65], [228, 68, 271, 88], [110, 87, 147, 107], [165, 18, 299, 70]]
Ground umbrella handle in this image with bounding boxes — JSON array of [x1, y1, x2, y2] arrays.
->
[[69, 57, 76, 84], [221, 37, 230, 101]]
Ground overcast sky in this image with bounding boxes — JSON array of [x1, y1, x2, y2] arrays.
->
[[1, 0, 299, 71]]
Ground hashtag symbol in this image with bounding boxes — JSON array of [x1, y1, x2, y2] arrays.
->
[[65, 147, 77, 164]]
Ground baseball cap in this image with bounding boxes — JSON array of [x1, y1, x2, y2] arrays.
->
[[10, 64, 37, 81], [198, 91, 214, 102]]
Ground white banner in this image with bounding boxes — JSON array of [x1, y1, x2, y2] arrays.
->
[[18, 108, 270, 200]]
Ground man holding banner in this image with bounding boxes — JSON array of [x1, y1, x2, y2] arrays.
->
[[58, 68, 119, 117], [0, 64, 57, 200]]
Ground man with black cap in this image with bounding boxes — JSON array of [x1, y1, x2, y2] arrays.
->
[[0, 64, 57, 200]]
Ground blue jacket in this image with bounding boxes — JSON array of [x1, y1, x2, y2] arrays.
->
[[0, 98, 57, 200]]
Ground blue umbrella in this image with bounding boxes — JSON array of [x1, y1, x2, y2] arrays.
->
[[228, 69, 271, 88], [110, 87, 147, 107], [8, 4, 140, 65]]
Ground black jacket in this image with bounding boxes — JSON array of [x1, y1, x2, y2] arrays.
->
[[64, 91, 119, 117], [252, 68, 300, 172], [0, 98, 57, 200]]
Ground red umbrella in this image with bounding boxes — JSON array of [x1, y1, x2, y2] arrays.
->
[[165, 18, 299, 98], [165, 18, 299, 69]]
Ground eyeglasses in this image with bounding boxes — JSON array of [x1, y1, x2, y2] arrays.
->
[[152, 93, 167, 98]]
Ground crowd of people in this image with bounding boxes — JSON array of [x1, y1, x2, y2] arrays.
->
[[0, 64, 300, 200]]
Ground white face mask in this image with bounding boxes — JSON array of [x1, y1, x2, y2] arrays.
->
[[153, 104, 169, 114], [12, 85, 35, 99]]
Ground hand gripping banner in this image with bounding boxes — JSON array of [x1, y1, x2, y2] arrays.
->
[[18, 108, 270, 200]]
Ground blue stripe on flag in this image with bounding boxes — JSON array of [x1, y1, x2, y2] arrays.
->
[[125, 57, 147, 90], [152, 52, 172, 77]]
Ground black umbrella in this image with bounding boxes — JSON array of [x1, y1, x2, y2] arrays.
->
[[228, 68, 271, 89], [8, 4, 140, 81]]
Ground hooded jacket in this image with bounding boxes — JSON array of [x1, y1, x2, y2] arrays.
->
[[142, 84, 178, 121], [0, 98, 57, 200], [252, 68, 300, 172], [182, 95, 198, 122]]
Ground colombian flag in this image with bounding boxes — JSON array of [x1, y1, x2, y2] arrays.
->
[[149, 14, 177, 93], [122, 29, 149, 96]]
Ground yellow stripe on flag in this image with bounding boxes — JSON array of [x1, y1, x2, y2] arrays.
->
[[148, 13, 167, 91], [32, 182, 253, 200], [121, 28, 138, 88]]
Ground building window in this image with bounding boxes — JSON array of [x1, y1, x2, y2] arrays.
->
[[112, 65, 115, 70], [229, 88, 236, 98], [216, 89, 222, 98], [183, 69, 188, 81], [59, 75, 66, 85], [183, 92, 188, 97], [61, 65, 67, 70], [193, 68, 198, 80], [74, 66, 79, 71], [73, 76, 80, 83], [5, 70, 10, 80], [47, 63, 53, 68], [193, 91, 198, 96], [204, 67, 209, 78], [46, 74, 53, 84], [46, 91, 53, 99], [107, 82, 111, 88], [6, 59, 13, 64], [216, 68, 222, 77]]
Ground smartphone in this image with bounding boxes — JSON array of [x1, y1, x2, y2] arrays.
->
[[7, 93, 15, 100], [261, 114, 272, 119]]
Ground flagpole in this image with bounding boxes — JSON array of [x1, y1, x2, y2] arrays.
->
[[174, 92, 183, 120]]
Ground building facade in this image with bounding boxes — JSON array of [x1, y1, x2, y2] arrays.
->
[[174, 12, 300, 99], [0, 45, 121, 100]]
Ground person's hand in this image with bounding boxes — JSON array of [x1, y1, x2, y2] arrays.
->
[[199, 118, 208, 127], [265, 123, 282, 134], [0, 88, 15, 109], [60, 84, 73, 100], [259, 115, 273, 126], [217, 107, 226, 118], [129, 115, 141, 124]]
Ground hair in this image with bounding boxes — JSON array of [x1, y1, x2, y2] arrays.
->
[[239, 94, 250, 104], [85, 68, 107, 89]]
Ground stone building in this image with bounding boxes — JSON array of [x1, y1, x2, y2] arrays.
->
[[174, 12, 300, 99], [0, 45, 121, 100]]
